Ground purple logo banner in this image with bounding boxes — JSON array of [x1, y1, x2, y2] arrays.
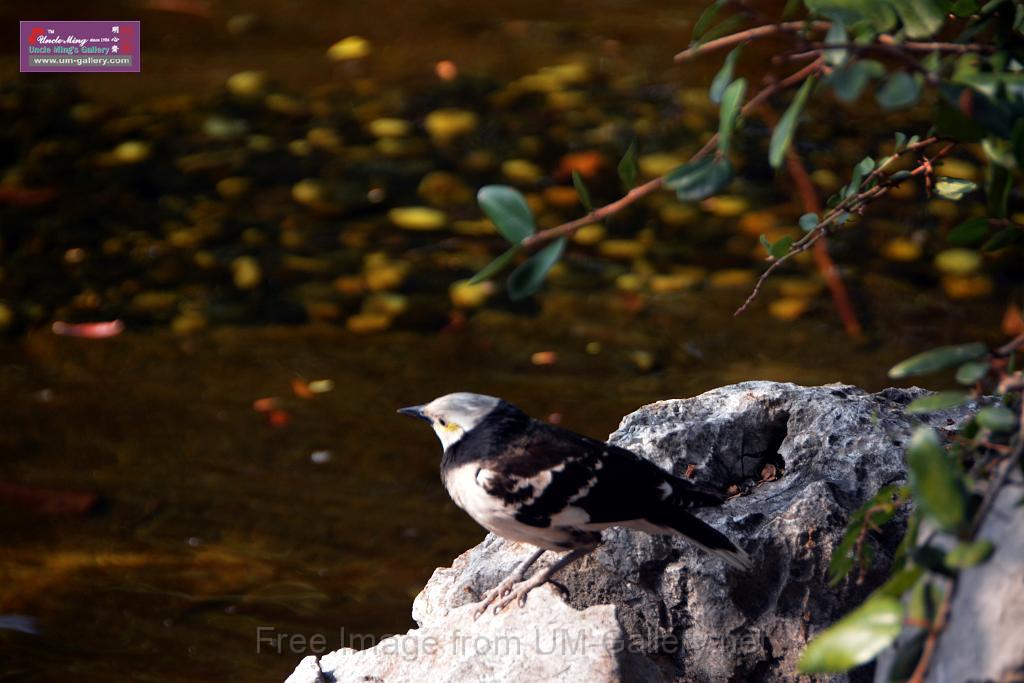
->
[[20, 21, 140, 73]]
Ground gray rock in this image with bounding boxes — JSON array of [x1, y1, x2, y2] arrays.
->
[[288, 381, 977, 683], [924, 469, 1024, 683]]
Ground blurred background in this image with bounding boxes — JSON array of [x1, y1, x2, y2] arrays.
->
[[0, 1, 1019, 681]]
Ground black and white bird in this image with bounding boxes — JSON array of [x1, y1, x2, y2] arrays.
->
[[399, 392, 751, 615]]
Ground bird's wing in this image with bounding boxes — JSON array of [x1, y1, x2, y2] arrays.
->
[[479, 422, 722, 528]]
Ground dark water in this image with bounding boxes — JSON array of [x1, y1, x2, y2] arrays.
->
[[0, 1, 1018, 682]]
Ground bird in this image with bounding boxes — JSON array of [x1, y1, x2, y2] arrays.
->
[[398, 392, 751, 616]]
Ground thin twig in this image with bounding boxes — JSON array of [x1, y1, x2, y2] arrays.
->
[[520, 58, 825, 251], [674, 20, 832, 62], [734, 138, 954, 315]]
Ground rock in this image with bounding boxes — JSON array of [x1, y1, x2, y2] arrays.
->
[[287, 382, 977, 682], [922, 470, 1024, 683]]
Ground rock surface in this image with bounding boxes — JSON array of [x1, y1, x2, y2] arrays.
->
[[923, 469, 1024, 683], [288, 381, 977, 682]]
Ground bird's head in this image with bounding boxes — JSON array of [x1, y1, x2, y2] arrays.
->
[[398, 392, 501, 450]]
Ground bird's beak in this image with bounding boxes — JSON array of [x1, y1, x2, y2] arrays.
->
[[397, 405, 430, 422]]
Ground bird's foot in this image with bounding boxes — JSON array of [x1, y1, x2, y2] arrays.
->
[[472, 572, 525, 619], [487, 571, 550, 614]]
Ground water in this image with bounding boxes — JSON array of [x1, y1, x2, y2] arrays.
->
[[0, 1, 1017, 681]]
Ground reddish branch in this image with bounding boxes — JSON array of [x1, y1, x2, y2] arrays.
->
[[674, 20, 832, 62], [784, 142, 864, 338], [520, 58, 825, 252]]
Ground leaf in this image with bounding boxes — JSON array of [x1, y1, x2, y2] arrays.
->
[[947, 217, 990, 246], [982, 226, 1021, 252], [828, 484, 910, 585], [477, 185, 535, 243], [894, 131, 907, 150], [845, 156, 876, 196], [951, 0, 980, 16], [908, 576, 946, 623], [769, 76, 816, 168], [617, 140, 638, 190], [718, 78, 747, 154], [469, 244, 521, 284], [906, 426, 967, 534], [663, 156, 734, 202], [934, 177, 978, 201], [830, 61, 873, 103], [986, 163, 1012, 218], [692, 0, 724, 41], [760, 234, 794, 260], [954, 359, 989, 384], [699, 14, 748, 44], [892, 0, 947, 38], [805, 0, 897, 31], [946, 539, 995, 568], [904, 391, 969, 414], [876, 72, 921, 110], [797, 595, 903, 673], [800, 213, 820, 231], [710, 47, 743, 104], [876, 565, 925, 598], [571, 169, 594, 212], [888, 342, 988, 378], [977, 405, 1018, 432], [506, 238, 566, 300], [824, 19, 849, 67]]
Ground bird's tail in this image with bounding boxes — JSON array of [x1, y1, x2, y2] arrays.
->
[[644, 507, 753, 572]]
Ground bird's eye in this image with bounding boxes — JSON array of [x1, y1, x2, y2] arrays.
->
[[438, 419, 447, 427]]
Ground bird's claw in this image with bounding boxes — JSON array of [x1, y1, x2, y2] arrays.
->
[[472, 574, 522, 619]]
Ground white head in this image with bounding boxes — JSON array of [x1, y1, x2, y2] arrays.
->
[[398, 392, 501, 450]]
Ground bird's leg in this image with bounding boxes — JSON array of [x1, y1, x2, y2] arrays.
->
[[490, 545, 596, 614], [473, 547, 546, 619]]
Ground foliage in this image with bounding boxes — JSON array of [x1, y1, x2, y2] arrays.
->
[[799, 335, 1023, 675], [463, 0, 1023, 302]]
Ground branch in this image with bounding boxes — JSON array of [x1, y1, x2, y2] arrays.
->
[[734, 138, 954, 316], [520, 58, 825, 252], [674, 20, 832, 62]]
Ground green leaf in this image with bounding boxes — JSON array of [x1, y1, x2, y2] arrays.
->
[[477, 185, 535, 244], [945, 539, 995, 568], [824, 20, 849, 67], [876, 72, 921, 110], [982, 226, 1021, 252], [830, 61, 874, 103], [947, 217, 990, 246], [770, 76, 816, 169], [934, 177, 978, 201], [699, 14, 748, 44], [469, 244, 521, 284], [908, 576, 946, 623], [893, 0, 947, 38], [800, 213, 820, 231], [571, 169, 594, 213], [907, 426, 967, 533], [618, 140, 638, 190], [951, 0, 980, 16], [506, 238, 566, 300], [760, 234, 794, 260], [954, 359, 989, 384], [977, 405, 1018, 432], [986, 163, 1012, 218], [692, 0, 724, 41], [710, 47, 743, 104], [894, 131, 907, 150], [876, 565, 925, 598], [888, 342, 988, 378], [797, 595, 903, 673], [829, 484, 910, 586], [805, 0, 897, 31], [663, 156, 734, 202], [905, 391, 969, 414], [844, 156, 876, 196], [718, 78, 747, 154]]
